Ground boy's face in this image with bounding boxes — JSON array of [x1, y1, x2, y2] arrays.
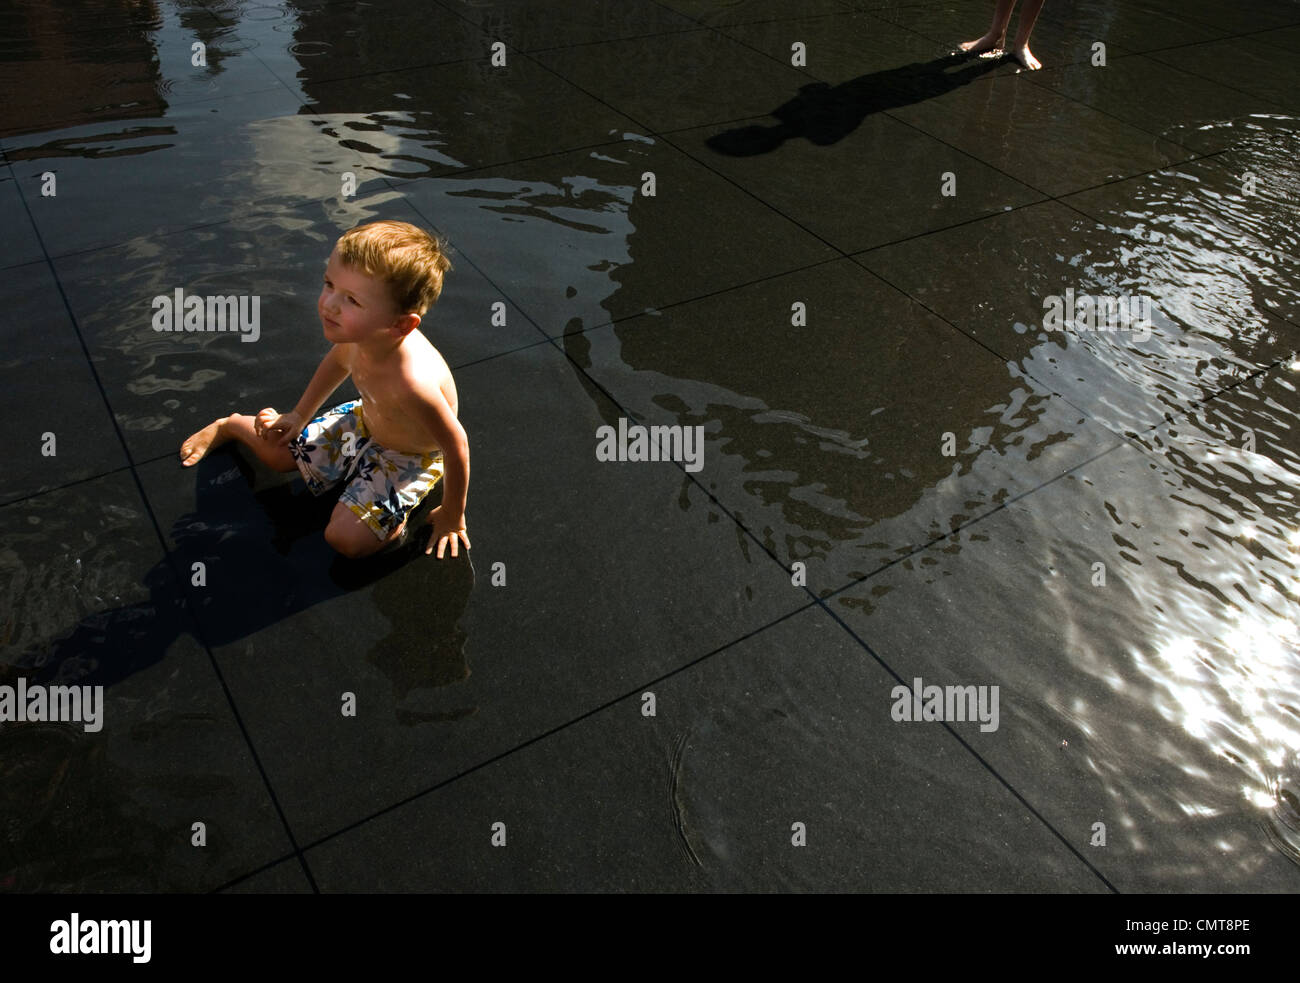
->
[[317, 248, 409, 345]]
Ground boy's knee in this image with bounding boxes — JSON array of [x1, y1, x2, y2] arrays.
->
[[324, 514, 381, 559]]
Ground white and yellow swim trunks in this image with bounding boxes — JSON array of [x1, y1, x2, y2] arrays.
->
[[289, 399, 444, 540]]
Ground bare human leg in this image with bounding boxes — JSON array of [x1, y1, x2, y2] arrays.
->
[[323, 502, 406, 559], [960, 0, 1017, 54], [1009, 0, 1046, 69], [180, 412, 298, 471]]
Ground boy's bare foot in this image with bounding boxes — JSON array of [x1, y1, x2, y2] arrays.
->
[[1010, 45, 1042, 70], [960, 32, 1005, 55], [179, 416, 231, 467]]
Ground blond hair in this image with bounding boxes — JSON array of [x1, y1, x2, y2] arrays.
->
[[335, 220, 452, 315]]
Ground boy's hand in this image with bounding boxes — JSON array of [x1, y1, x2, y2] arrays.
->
[[255, 408, 303, 447], [425, 505, 470, 559]]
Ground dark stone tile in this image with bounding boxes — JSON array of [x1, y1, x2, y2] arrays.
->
[[307, 605, 1107, 891], [1027, 54, 1285, 155], [0, 469, 293, 890], [0, 165, 43, 270], [1061, 136, 1300, 330], [204, 0, 342, 13], [301, 55, 641, 177], [51, 191, 540, 465], [532, 29, 813, 133], [1147, 38, 1300, 112], [717, 9, 963, 82], [1168, 0, 1300, 35], [436, 0, 702, 51], [577, 258, 1115, 595], [681, 10, 1050, 253], [397, 138, 839, 334], [0, 261, 125, 504], [220, 856, 315, 893], [657, 0, 851, 27], [1252, 24, 1300, 52], [141, 341, 802, 843], [0, 0, 179, 40], [838, 0, 983, 9], [3, 86, 327, 255], [886, 74, 1187, 197], [668, 102, 1043, 253], [857, 200, 1299, 437], [1002, 0, 1227, 55], [212, 0, 489, 85], [0, 18, 289, 140], [827, 441, 1300, 891]]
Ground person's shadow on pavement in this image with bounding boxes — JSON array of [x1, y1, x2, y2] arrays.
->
[[5, 446, 475, 712], [707, 50, 1004, 157]]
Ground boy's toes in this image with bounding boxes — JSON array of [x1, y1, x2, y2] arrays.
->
[[179, 418, 225, 466]]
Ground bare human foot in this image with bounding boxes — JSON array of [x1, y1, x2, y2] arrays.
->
[[1010, 45, 1042, 70], [179, 416, 231, 467], [960, 32, 1005, 55]]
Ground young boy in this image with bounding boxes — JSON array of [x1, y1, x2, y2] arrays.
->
[[179, 220, 471, 561], [961, 0, 1047, 71]]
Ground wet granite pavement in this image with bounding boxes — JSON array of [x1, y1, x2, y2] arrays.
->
[[2, 0, 1300, 893]]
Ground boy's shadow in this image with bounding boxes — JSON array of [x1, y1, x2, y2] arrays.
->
[[707, 50, 1003, 157], [8, 447, 476, 723]]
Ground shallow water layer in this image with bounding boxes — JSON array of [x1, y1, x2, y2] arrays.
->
[[2, 0, 1300, 891]]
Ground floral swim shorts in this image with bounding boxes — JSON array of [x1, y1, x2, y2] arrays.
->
[[289, 399, 445, 540]]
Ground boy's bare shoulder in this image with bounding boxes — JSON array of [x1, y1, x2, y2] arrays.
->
[[398, 329, 452, 381], [399, 330, 458, 413], [334, 340, 358, 369]]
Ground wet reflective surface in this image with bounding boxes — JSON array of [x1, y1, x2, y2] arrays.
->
[[2, 0, 1300, 891]]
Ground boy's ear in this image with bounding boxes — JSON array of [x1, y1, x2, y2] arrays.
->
[[392, 312, 422, 336]]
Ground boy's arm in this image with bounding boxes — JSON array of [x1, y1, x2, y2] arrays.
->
[[292, 345, 351, 423], [261, 346, 351, 446], [409, 381, 470, 557]]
